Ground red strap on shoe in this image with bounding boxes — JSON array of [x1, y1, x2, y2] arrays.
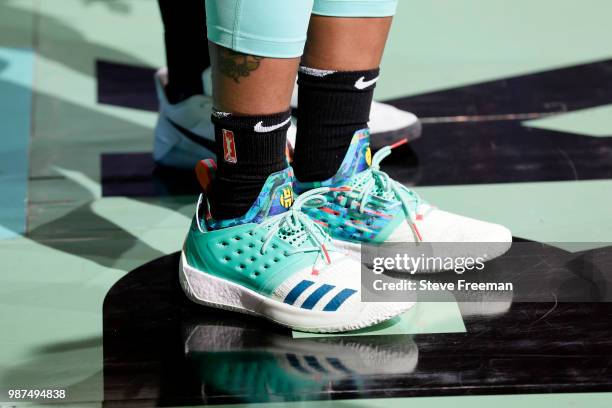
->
[[195, 159, 217, 194], [389, 138, 409, 150]]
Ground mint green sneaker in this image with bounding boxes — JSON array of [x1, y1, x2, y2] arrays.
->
[[180, 161, 414, 333], [294, 129, 512, 269]]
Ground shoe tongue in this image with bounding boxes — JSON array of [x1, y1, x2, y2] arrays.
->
[[334, 129, 371, 181], [333, 129, 400, 201]]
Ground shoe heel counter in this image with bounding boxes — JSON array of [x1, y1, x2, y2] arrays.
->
[[183, 220, 205, 270]]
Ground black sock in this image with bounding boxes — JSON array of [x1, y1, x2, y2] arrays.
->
[[292, 66, 379, 182], [158, 0, 210, 104], [209, 110, 290, 220]]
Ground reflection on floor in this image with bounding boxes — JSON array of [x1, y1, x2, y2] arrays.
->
[[103, 244, 612, 406]]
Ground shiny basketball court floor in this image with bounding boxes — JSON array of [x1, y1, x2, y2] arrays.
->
[[1, 0, 612, 407]]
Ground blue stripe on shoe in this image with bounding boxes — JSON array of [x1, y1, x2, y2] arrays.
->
[[301, 284, 335, 310], [286, 353, 309, 374], [323, 288, 357, 311], [327, 357, 353, 374], [284, 280, 315, 305], [304, 355, 328, 373]]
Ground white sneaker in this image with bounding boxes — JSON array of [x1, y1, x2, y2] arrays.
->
[[367, 101, 422, 147], [153, 68, 215, 169]]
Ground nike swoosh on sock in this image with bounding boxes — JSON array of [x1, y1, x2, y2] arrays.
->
[[354, 76, 379, 90], [254, 117, 292, 133]]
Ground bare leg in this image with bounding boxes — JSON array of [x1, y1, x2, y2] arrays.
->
[[210, 43, 300, 115], [303, 16, 392, 71]]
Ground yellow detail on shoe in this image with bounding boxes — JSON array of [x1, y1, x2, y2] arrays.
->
[[280, 186, 295, 208], [365, 147, 372, 167]]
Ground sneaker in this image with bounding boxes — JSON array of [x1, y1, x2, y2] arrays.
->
[[366, 101, 422, 147], [181, 161, 414, 332], [202, 67, 422, 153], [294, 129, 512, 270], [153, 68, 216, 169]]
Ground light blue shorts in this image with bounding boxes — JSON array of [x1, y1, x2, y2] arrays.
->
[[205, 0, 398, 58]]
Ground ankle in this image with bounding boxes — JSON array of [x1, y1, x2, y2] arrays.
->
[[293, 66, 378, 182], [208, 109, 291, 219]]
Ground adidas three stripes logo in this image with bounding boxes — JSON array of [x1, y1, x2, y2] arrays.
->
[[283, 280, 357, 311]]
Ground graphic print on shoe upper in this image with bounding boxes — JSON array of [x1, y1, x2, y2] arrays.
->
[[195, 163, 297, 230], [294, 129, 428, 244]]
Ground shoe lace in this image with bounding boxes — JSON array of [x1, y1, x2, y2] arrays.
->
[[354, 139, 427, 242], [258, 187, 346, 266]]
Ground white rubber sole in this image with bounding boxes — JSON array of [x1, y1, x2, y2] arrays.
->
[[332, 239, 512, 274], [179, 252, 414, 333]]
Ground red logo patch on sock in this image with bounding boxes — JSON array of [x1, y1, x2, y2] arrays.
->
[[222, 129, 237, 163]]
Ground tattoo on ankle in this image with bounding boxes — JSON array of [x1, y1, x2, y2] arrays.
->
[[218, 49, 264, 83]]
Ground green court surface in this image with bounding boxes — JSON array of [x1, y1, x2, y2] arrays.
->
[[1, 0, 611, 406]]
